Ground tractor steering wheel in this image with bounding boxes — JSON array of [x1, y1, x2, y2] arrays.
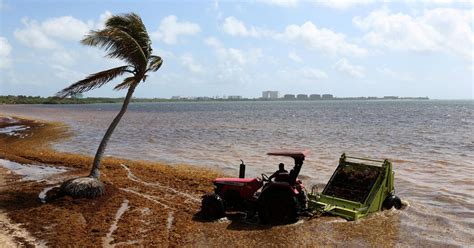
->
[[261, 173, 270, 182]]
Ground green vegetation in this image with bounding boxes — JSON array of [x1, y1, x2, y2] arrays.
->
[[0, 95, 174, 104]]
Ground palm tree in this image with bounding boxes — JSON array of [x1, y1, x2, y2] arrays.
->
[[56, 13, 162, 198]]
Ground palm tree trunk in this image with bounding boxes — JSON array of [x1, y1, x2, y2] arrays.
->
[[89, 82, 137, 179]]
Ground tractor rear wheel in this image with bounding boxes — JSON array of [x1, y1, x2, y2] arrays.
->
[[201, 193, 225, 220], [258, 189, 298, 224]]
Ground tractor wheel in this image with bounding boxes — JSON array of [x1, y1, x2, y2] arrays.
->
[[383, 194, 402, 210], [201, 193, 225, 220], [393, 196, 402, 209], [258, 189, 298, 224]]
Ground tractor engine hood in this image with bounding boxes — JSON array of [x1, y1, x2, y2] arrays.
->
[[214, 177, 259, 186]]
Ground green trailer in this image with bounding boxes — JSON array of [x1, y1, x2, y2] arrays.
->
[[308, 153, 402, 220]]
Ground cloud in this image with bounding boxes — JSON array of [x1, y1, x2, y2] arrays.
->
[[204, 36, 264, 86], [294, 67, 328, 80], [50, 64, 84, 80], [353, 8, 473, 60], [220, 16, 366, 57], [276, 67, 328, 85], [222, 16, 258, 37], [205, 36, 263, 66], [41, 16, 91, 40], [314, 0, 375, 10], [377, 67, 415, 82], [13, 12, 112, 50], [14, 18, 59, 49], [288, 51, 303, 62], [333, 58, 365, 78], [0, 37, 12, 69], [276, 21, 367, 57], [257, 0, 299, 7], [180, 54, 203, 73], [222, 16, 275, 38], [14, 15, 93, 49], [151, 15, 201, 45]]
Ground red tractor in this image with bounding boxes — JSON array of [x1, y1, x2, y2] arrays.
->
[[201, 150, 309, 224]]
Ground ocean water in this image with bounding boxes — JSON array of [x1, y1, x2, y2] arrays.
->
[[1, 100, 473, 246]]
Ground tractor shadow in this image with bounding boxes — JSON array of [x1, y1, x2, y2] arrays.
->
[[193, 211, 288, 231]]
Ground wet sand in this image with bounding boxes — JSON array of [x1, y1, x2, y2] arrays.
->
[[0, 115, 467, 247]]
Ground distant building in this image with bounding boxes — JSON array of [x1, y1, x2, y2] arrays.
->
[[227, 95, 242, 100], [262, 91, 279, 99], [283, 94, 296, 100], [196, 97, 211, 101], [171, 96, 181, 100], [322, 94, 334, 100], [309, 94, 321, 100], [297, 94, 308, 100]]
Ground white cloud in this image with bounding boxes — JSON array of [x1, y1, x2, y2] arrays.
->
[[223, 16, 258, 37], [333, 58, 365, 78], [313, 0, 375, 10], [96, 11, 113, 29], [222, 16, 274, 38], [205, 36, 263, 66], [180, 54, 203, 73], [295, 67, 328, 80], [257, 0, 299, 7], [151, 15, 201, 45], [276, 67, 328, 85], [41, 16, 91, 41], [50, 64, 84, 80], [204, 36, 264, 86], [0, 37, 12, 69], [276, 21, 367, 57], [51, 50, 77, 66], [353, 8, 473, 60], [288, 51, 303, 63], [14, 18, 59, 49], [15, 16, 91, 47], [13, 12, 112, 50], [377, 67, 415, 82]]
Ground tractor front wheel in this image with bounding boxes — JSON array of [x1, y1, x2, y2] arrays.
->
[[201, 193, 225, 220]]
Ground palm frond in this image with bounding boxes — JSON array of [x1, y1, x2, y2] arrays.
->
[[56, 66, 129, 98], [113, 76, 136, 90], [82, 28, 147, 69], [105, 13, 152, 58], [147, 55, 163, 72]]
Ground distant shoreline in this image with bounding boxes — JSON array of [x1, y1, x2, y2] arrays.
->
[[1, 95, 430, 105]]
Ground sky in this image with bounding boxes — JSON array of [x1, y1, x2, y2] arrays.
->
[[0, 0, 472, 99]]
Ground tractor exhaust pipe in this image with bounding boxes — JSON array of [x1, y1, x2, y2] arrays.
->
[[239, 159, 246, 178]]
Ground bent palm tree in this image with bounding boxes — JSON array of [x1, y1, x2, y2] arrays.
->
[[57, 13, 162, 198]]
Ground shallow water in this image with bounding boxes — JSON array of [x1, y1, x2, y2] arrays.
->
[[1, 100, 473, 246], [0, 159, 68, 182]]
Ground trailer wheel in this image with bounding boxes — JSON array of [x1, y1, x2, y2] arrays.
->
[[201, 193, 225, 220], [258, 189, 298, 224], [383, 194, 402, 210], [393, 196, 402, 209]]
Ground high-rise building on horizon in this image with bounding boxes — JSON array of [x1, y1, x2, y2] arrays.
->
[[262, 91, 279, 99]]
